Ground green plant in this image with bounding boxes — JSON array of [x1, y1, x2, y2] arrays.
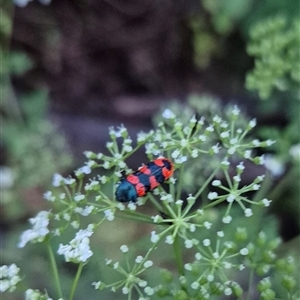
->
[[1, 107, 298, 299]]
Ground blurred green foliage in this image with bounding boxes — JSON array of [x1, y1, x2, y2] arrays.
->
[[191, 0, 300, 68], [0, 3, 73, 220], [246, 16, 300, 100]]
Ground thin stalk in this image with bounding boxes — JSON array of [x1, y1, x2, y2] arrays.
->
[[173, 234, 184, 276], [69, 263, 84, 300], [47, 241, 63, 299], [247, 267, 255, 300]]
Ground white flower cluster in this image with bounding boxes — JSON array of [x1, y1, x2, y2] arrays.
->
[[0, 264, 21, 292], [18, 211, 50, 248], [57, 225, 94, 263]]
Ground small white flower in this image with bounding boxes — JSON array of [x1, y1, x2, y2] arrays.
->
[[252, 139, 260, 147], [138, 280, 147, 287], [128, 202, 137, 211], [135, 255, 143, 263], [264, 154, 285, 177], [233, 175, 241, 182], [224, 287, 232, 295], [249, 118, 257, 128], [237, 162, 245, 171], [184, 240, 193, 249], [104, 209, 115, 221], [137, 132, 148, 143], [150, 231, 159, 243], [63, 213, 71, 221], [18, 211, 50, 248], [162, 109, 175, 119], [220, 131, 230, 138], [43, 191, 55, 202], [195, 253, 202, 260], [64, 177, 75, 185], [80, 205, 94, 216], [191, 281, 200, 289], [84, 151, 94, 158], [230, 138, 238, 145], [227, 146, 236, 155], [203, 239, 210, 246], [221, 159, 230, 167], [189, 224, 196, 232], [113, 262, 119, 269], [222, 215, 232, 224], [92, 281, 102, 289], [57, 226, 94, 263], [240, 248, 249, 255], [79, 165, 92, 174], [191, 149, 199, 158], [122, 287, 129, 294], [199, 134, 207, 142], [262, 198, 272, 207], [217, 231, 224, 237], [171, 149, 180, 158], [212, 180, 221, 186], [244, 208, 253, 217], [206, 125, 214, 132], [212, 144, 220, 153], [160, 193, 173, 202], [175, 200, 183, 206], [144, 260, 153, 268], [180, 139, 188, 147], [208, 192, 218, 200], [221, 121, 228, 128], [207, 275, 214, 282], [144, 286, 154, 295], [120, 245, 129, 253], [252, 184, 260, 190], [203, 221, 212, 229], [184, 263, 192, 271], [71, 221, 79, 229], [0, 264, 21, 292], [52, 173, 64, 187], [266, 139, 276, 146], [165, 235, 174, 244], [226, 194, 235, 203], [213, 252, 219, 259], [103, 161, 110, 169], [244, 150, 252, 159], [151, 215, 161, 223], [175, 155, 187, 164], [117, 203, 125, 211], [232, 105, 240, 116], [74, 194, 85, 202]]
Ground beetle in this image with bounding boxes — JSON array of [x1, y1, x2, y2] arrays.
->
[[115, 157, 174, 202]]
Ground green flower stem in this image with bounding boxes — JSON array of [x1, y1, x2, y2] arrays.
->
[[148, 193, 164, 212], [173, 234, 185, 279], [223, 169, 233, 189], [63, 184, 73, 201], [47, 241, 63, 299], [194, 166, 220, 200], [252, 173, 273, 203], [116, 211, 153, 223], [122, 144, 143, 160], [247, 267, 255, 300], [69, 262, 84, 300], [202, 195, 228, 210], [175, 163, 184, 201], [77, 178, 83, 194]]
